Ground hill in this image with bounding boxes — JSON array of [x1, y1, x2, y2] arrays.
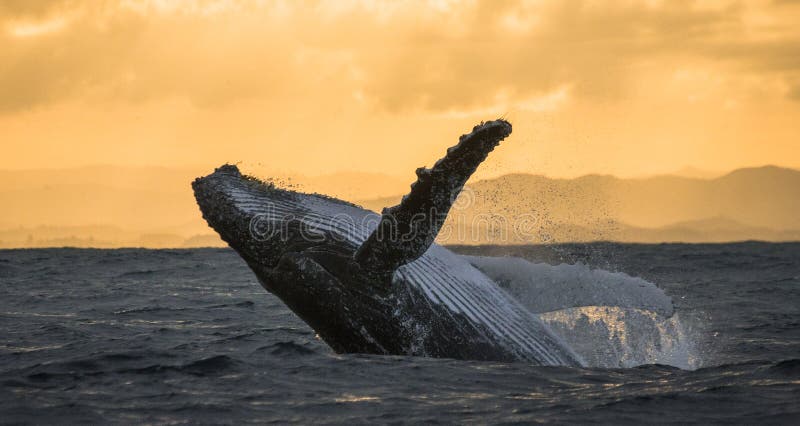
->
[[358, 166, 800, 244], [1, 165, 798, 247]]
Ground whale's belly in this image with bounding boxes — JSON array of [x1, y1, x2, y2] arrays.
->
[[396, 246, 582, 366]]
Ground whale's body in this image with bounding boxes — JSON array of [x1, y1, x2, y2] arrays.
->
[[193, 121, 583, 366]]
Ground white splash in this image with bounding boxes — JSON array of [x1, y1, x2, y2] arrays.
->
[[466, 255, 702, 369], [465, 256, 673, 316], [540, 306, 700, 369]]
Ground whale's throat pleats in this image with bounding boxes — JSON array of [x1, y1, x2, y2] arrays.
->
[[354, 120, 512, 274]]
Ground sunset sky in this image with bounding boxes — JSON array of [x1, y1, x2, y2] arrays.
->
[[2, 0, 800, 180]]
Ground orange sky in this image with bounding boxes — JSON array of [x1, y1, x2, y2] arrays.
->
[[2, 0, 800, 180]]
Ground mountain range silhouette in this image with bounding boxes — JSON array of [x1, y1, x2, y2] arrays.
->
[[1, 165, 798, 247]]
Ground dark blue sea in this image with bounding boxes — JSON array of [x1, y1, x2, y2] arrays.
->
[[1, 243, 798, 424]]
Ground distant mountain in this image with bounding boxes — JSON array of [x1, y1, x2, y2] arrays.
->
[[610, 166, 800, 230], [0, 166, 209, 233], [0, 165, 798, 247], [358, 166, 800, 244], [0, 225, 225, 249]]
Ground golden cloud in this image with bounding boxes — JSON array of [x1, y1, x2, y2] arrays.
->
[[1, 0, 799, 115]]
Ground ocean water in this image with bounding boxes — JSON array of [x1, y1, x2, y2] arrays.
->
[[0, 243, 798, 424]]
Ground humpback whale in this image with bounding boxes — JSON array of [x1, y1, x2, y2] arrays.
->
[[192, 120, 583, 366]]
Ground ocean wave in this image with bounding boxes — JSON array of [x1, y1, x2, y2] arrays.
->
[[113, 306, 185, 315], [764, 358, 800, 376], [204, 300, 255, 309], [120, 355, 241, 376], [259, 341, 319, 356], [113, 269, 165, 279]]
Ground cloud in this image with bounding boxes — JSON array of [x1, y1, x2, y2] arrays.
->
[[0, 0, 73, 17], [0, 0, 799, 114], [0, 3, 305, 111], [356, 0, 798, 110], [789, 84, 800, 101]]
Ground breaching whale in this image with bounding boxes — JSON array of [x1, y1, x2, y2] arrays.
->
[[192, 120, 583, 366]]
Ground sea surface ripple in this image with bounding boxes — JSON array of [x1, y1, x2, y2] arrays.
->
[[0, 243, 798, 424]]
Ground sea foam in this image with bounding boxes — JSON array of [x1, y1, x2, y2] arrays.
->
[[466, 255, 701, 369]]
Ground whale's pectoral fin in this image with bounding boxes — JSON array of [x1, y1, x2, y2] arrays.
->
[[354, 119, 512, 274]]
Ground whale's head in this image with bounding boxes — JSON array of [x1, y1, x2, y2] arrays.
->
[[192, 164, 375, 266], [192, 164, 396, 353]]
